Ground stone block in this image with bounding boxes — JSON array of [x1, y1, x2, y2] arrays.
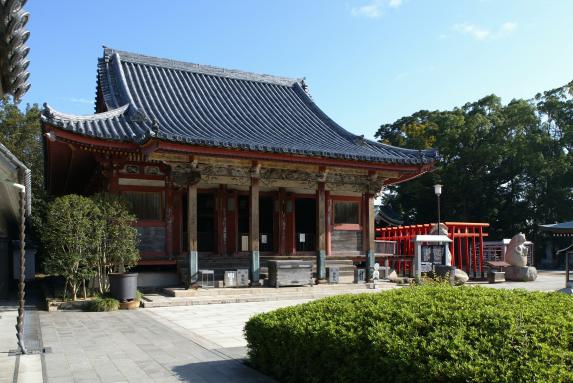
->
[[236, 269, 249, 287], [488, 271, 506, 283], [504, 266, 537, 282], [354, 268, 366, 283], [327, 267, 339, 284]]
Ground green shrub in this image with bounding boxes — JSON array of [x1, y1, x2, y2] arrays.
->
[[245, 286, 573, 383], [85, 296, 119, 312]]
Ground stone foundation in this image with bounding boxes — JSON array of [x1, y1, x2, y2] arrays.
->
[[504, 266, 537, 282]]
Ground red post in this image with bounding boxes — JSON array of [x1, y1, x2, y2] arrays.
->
[[464, 228, 470, 274], [472, 227, 477, 276], [479, 226, 484, 275], [449, 224, 455, 266], [457, 228, 463, 269]]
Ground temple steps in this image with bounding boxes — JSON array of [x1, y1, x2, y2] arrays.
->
[[141, 282, 395, 308]]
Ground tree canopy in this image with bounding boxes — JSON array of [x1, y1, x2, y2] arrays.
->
[[0, 97, 46, 233], [376, 81, 573, 247]]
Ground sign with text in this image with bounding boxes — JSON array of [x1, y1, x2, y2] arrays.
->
[[420, 244, 446, 273]]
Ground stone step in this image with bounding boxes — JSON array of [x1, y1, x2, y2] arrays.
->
[[163, 282, 370, 297], [142, 283, 395, 307]]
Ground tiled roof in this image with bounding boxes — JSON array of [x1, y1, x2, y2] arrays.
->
[[0, 0, 31, 100], [41, 48, 438, 165], [539, 221, 573, 234]]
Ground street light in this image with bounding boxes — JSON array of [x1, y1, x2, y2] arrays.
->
[[434, 184, 442, 231]]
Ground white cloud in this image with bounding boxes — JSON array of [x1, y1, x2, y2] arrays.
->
[[453, 23, 491, 40], [451, 21, 517, 40], [352, 3, 383, 18], [500, 21, 517, 33], [67, 97, 94, 105], [351, 0, 402, 18]]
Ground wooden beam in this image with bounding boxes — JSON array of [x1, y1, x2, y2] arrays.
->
[[278, 188, 286, 255], [365, 192, 376, 281], [249, 164, 261, 285], [188, 183, 198, 285], [316, 181, 326, 282]]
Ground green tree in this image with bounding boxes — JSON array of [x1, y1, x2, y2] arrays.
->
[[0, 97, 47, 236], [43, 195, 101, 300], [376, 81, 573, 256]]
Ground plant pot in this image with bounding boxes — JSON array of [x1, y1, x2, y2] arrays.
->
[[109, 273, 138, 302]]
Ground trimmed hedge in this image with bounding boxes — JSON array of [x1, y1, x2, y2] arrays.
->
[[245, 286, 573, 383]]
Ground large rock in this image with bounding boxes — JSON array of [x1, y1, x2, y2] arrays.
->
[[388, 270, 398, 283], [504, 266, 537, 282], [505, 233, 529, 267], [452, 268, 469, 285], [432, 265, 469, 285]]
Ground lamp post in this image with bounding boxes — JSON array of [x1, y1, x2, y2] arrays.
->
[[434, 184, 442, 231]]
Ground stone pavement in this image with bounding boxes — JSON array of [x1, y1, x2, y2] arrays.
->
[[0, 303, 18, 383], [39, 309, 274, 383], [469, 270, 566, 292], [147, 299, 312, 353], [0, 302, 44, 383]]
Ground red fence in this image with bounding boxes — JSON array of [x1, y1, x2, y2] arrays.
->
[[376, 222, 489, 279]]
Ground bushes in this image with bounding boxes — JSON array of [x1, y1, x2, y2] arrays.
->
[[85, 296, 119, 312], [245, 286, 573, 383]]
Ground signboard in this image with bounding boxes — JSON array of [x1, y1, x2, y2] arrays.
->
[[299, 233, 305, 243], [421, 244, 446, 273], [328, 267, 340, 283], [241, 235, 249, 252], [261, 234, 268, 244], [354, 268, 366, 283], [236, 269, 249, 287]]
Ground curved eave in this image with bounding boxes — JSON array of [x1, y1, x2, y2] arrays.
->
[[40, 103, 149, 143]]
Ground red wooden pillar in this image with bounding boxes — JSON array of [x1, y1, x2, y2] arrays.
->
[[472, 227, 477, 276], [226, 190, 237, 255], [457, 228, 463, 269], [464, 226, 471, 275], [286, 194, 295, 255], [165, 184, 174, 257], [479, 226, 484, 276], [217, 184, 227, 256], [172, 189, 182, 255], [278, 188, 286, 256], [325, 191, 332, 256]]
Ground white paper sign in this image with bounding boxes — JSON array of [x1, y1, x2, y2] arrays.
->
[[261, 234, 268, 244], [299, 233, 305, 242], [241, 235, 249, 251]]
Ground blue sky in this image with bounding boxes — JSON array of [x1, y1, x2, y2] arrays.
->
[[22, 0, 573, 140]]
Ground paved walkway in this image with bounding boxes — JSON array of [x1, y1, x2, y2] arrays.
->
[[0, 302, 44, 383], [40, 309, 274, 383], [147, 299, 312, 352], [469, 270, 566, 291]]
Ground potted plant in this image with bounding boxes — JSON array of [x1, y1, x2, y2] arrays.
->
[[92, 193, 140, 302]]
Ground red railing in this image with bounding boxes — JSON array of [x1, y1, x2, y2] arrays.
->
[[376, 222, 490, 279]]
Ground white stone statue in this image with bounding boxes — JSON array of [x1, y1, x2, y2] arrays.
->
[[505, 233, 529, 267], [372, 263, 380, 280]]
